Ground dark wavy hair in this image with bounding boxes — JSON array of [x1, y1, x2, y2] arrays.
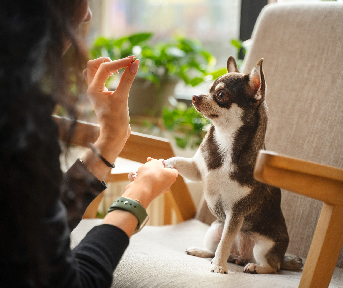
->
[[0, 0, 88, 286]]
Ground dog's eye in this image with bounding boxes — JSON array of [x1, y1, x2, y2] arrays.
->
[[217, 91, 226, 101]]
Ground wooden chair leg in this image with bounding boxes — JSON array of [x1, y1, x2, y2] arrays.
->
[[82, 191, 105, 219], [164, 191, 173, 225], [299, 203, 343, 288]]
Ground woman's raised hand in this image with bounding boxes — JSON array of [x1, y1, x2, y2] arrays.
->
[[83, 56, 139, 161]]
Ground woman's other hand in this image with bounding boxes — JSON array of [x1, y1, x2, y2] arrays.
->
[[81, 57, 139, 181], [84, 56, 139, 159]]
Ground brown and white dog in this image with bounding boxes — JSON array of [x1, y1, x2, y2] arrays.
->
[[164, 56, 302, 274]]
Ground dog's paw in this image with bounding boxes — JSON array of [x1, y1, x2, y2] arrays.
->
[[243, 263, 258, 274], [281, 255, 303, 270], [163, 158, 175, 169], [128, 172, 136, 181], [210, 263, 228, 274], [243, 263, 277, 274], [210, 258, 229, 274], [186, 247, 214, 258]]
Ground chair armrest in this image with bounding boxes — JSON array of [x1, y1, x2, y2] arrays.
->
[[53, 115, 196, 222], [53, 115, 176, 160], [254, 150, 343, 205]]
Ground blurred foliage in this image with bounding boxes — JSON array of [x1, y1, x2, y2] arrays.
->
[[162, 102, 210, 149], [90, 32, 226, 87], [230, 38, 247, 70]]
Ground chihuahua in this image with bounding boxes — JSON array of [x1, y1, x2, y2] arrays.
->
[[164, 56, 302, 274]]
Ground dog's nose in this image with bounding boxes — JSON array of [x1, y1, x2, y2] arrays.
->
[[192, 95, 202, 104]]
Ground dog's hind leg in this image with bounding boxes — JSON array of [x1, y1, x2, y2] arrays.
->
[[243, 236, 282, 274], [186, 220, 223, 258]]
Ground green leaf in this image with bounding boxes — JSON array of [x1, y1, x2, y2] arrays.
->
[[175, 136, 188, 149], [230, 39, 243, 50], [209, 68, 227, 79], [165, 47, 186, 58], [200, 50, 216, 65], [189, 77, 204, 87], [93, 37, 111, 47], [128, 32, 153, 46]]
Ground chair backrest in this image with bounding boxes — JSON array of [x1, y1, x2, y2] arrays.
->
[[196, 2, 343, 268]]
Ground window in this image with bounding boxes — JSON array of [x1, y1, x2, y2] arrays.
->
[[88, 0, 242, 99]]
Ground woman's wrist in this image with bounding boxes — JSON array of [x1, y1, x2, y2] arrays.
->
[[81, 149, 112, 181], [122, 183, 152, 209], [103, 209, 138, 238], [80, 128, 130, 181], [92, 135, 124, 164]]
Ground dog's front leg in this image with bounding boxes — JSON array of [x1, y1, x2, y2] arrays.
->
[[211, 213, 244, 274], [164, 156, 201, 182]]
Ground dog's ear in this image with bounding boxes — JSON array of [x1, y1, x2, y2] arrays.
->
[[227, 56, 240, 73], [248, 58, 265, 107]]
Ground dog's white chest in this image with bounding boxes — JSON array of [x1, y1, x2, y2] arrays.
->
[[194, 122, 251, 210], [202, 158, 250, 209]]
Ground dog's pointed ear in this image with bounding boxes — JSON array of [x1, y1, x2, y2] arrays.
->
[[248, 58, 265, 107], [227, 56, 240, 73]]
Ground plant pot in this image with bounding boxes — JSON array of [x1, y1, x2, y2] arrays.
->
[[128, 77, 178, 117]]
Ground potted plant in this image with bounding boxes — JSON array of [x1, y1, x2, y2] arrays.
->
[[90, 32, 226, 116], [162, 102, 210, 150]]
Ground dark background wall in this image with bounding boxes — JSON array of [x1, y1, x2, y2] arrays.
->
[[239, 0, 268, 58]]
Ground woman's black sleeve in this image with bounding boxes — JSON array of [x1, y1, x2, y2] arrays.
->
[[61, 159, 108, 231], [44, 200, 129, 288]]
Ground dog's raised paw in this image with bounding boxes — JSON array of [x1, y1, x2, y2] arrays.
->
[[163, 158, 175, 169], [128, 172, 136, 181]]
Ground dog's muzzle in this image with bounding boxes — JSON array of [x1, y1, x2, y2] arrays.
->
[[192, 95, 202, 105]]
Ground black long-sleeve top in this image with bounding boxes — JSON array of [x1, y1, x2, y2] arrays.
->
[[50, 160, 130, 288], [0, 96, 129, 287]]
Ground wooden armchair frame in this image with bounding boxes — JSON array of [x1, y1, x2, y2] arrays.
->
[[54, 115, 196, 224], [254, 150, 343, 288]]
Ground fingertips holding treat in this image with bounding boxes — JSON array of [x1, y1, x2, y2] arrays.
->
[[129, 59, 139, 74], [90, 57, 138, 90], [115, 59, 140, 99]]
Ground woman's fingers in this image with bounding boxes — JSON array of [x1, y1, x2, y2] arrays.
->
[[90, 57, 137, 92], [86, 57, 111, 86], [115, 59, 139, 99]]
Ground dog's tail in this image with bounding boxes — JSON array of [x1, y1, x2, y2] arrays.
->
[[280, 255, 303, 271]]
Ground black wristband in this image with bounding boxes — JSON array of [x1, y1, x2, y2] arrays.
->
[[89, 143, 115, 168]]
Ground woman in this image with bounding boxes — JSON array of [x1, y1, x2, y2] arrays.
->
[[0, 0, 178, 287]]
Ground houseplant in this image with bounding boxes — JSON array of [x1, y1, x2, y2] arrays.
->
[[90, 32, 226, 116], [162, 102, 210, 150]]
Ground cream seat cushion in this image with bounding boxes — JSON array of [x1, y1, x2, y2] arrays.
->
[[71, 219, 343, 288]]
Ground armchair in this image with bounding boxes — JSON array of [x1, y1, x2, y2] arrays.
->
[[68, 2, 343, 287]]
